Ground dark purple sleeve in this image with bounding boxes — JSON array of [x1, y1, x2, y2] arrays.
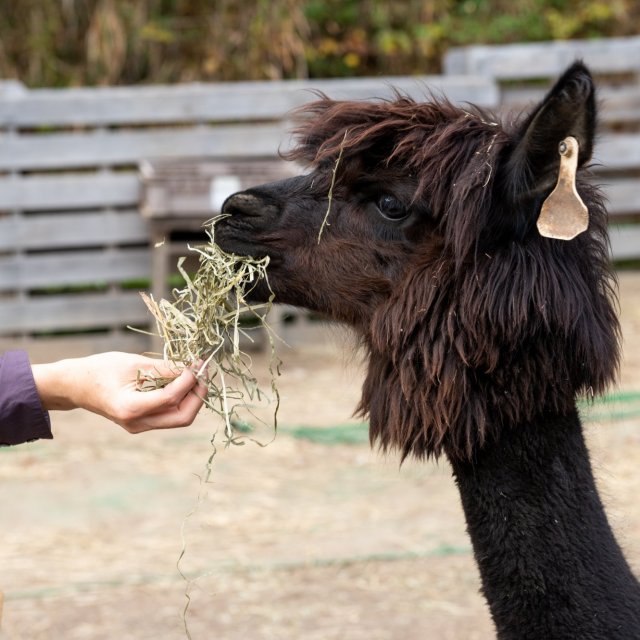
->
[[0, 350, 52, 446]]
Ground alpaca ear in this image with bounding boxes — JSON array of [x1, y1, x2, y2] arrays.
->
[[504, 61, 596, 200]]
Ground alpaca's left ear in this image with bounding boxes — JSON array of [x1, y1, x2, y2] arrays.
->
[[504, 61, 596, 200]]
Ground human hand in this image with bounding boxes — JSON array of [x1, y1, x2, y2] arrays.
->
[[32, 352, 207, 433]]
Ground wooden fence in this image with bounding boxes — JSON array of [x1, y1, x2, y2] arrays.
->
[[0, 74, 498, 359], [1, 36, 639, 358]]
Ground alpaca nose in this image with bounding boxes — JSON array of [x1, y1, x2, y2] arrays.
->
[[222, 192, 274, 219]]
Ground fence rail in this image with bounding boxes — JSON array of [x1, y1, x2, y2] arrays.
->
[[0, 76, 499, 128], [1, 37, 639, 358], [444, 36, 640, 79]]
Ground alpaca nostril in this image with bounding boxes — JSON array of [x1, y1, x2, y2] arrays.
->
[[222, 192, 269, 218]]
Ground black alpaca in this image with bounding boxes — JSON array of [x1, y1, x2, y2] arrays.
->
[[217, 63, 640, 638]]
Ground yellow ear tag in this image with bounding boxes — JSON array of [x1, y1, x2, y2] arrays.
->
[[536, 136, 588, 241]]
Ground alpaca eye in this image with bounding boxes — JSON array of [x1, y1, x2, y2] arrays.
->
[[377, 194, 407, 221]]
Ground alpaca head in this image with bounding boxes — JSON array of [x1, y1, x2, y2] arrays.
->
[[217, 62, 620, 460]]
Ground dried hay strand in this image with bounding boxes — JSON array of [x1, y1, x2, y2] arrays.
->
[[136, 218, 280, 448], [132, 218, 282, 639], [317, 128, 348, 243]]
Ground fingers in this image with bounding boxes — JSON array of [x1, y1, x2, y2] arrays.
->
[[126, 380, 208, 433], [136, 358, 184, 381], [117, 365, 208, 432], [157, 366, 202, 401], [126, 367, 199, 414]]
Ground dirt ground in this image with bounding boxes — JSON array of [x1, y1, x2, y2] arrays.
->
[[1, 273, 639, 640]]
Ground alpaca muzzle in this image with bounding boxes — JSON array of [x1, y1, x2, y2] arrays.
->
[[222, 191, 273, 220]]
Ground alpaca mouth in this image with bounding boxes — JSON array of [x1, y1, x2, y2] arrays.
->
[[213, 217, 271, 262], [215, 191, 281, 253], [211, 220, 279, 304]]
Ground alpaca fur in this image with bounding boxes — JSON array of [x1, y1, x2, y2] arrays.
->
[[217, 63, 640, 638]]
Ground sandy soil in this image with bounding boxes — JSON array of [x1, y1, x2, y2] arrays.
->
[[1, 273, 639, 640]]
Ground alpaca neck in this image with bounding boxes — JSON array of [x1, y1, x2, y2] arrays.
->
[[449, 407, 640, 640]]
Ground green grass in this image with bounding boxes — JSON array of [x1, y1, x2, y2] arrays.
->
[[281, 422, 369, 445]]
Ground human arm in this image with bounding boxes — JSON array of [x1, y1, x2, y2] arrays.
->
[[31, 352, 207, 434]]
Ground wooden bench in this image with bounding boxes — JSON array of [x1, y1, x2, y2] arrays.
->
[[139, 157, 298, 313]]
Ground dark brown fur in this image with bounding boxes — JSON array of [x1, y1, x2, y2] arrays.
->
[[217, 65, 638, 637], [219, 63, 620, 462]]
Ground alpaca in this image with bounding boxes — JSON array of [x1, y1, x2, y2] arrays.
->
[[217, 63, 640, 638]]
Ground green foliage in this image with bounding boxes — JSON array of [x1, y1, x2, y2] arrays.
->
[[301, 0, 635, 77], [0, 0, 636, 87]]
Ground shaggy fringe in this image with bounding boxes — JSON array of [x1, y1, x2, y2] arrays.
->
[[286, 87, 620, 461]]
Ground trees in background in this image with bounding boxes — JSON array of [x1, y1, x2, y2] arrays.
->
[[0, 0, 636, 87]]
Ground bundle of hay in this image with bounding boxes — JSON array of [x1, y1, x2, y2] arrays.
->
[[137, 220, 280, 443]]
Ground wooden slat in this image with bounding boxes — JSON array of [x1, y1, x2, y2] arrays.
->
[[309, 75, 500, 107], [501, 85, 640, 126], [0, 124, 288, 171], [0, 172, 139, 211], [593, 133, 640, 171], [0, 291, 150, 332], [0, 210, 148, 251], [601, 85, 640, 125], [0, 82, 295, 128], [444, 36, 640, 79], [610, 225, 640, 260], [0, 76, 499, 128], [601, 178, 640, 217], [0, 247, 150, 291]]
